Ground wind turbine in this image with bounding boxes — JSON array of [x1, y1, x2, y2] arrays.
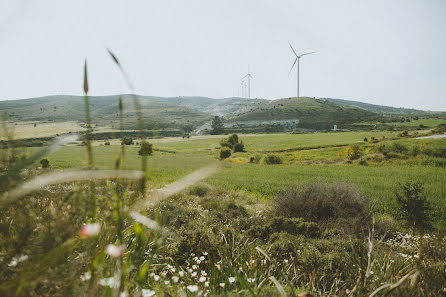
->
[[241, 66, 253, 98], [288, 42, 316, 98]]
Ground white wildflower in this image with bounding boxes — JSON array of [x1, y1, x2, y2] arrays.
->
[[172, 276, 179, 283], [105, 244, 125, 258], [141, 289, 156, 297], [228, 277, 236, 283], [80, 271, 91, 281], [199, 276, 206, 282], [187, 285, 199, 292], [80, 223, 101, 238], [219, 283, 225, 288], [179, 271, 185, 277]]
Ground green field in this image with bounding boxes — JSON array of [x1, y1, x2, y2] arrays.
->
[[20, 131, 444, 222], [3, 127, 446, 296]]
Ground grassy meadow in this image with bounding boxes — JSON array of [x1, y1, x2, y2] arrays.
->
[[2, 124, 446, 296]]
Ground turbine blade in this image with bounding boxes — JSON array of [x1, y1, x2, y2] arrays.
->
[[300, 51, 317, 57], [288, 42, 298, 57], [288, 58, 297, 75]]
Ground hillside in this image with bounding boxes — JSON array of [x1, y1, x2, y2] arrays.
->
[[0, 95, 211, 130], [228, 97, 380, 129], [321, 98, 426, 114], [1, 95, 435, 132]]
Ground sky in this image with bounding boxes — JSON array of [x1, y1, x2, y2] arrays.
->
[[0, 0, 445, 110]]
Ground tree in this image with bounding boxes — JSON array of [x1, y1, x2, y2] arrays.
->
[[138, 141, 153, 156], [211, 116, 224, 135], [395, 181, 432, 232], [40, 158, 50, 168], [121, 136, 134, 145]]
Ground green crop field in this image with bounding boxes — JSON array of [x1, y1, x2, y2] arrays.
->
[[19, 131, 445, 222]]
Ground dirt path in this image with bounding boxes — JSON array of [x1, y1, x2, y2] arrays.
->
[[415, 133, 446, 140], [131, 163, 221, 212]]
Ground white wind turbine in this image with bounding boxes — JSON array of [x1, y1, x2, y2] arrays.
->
[[288, 42, 316, 98], [241, 66, 253, 98]]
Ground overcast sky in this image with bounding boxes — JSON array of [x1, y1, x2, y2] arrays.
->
[[0, 0, 445, 110]]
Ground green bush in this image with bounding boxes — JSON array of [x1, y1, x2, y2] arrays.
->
[[104, 141, 110, 145], [40, 158, 50, 168], [395, 181, 432, 231], [344, 144, 363, 160], [121, 136, 134, 145], [138, 141, 153, 156], [272, 181, 369, 224], [188, 184, 211, 197], [232, 142, 245, 152], [227, 134, 239, 146], [262, 154, 283, 164], [219, 147, 231, 159], [249, 153, 263, 164], [219, 139, 231, 148]]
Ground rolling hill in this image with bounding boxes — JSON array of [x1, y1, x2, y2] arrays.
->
[[321, 98, 426, 114], [228, 97, 380, 129], [0, 95, 436, 133]]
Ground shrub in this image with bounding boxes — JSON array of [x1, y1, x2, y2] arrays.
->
[[219, 139, 231, 148], [391, 142, 408, 154], [344, 144, 363, 160], [104, 141, 110, 145], [262, 154, 283, 164], [370, 136, 379, 143], [358, 159, 368, 166], [363, 137, 368, 142], [432, 123, 446, 134], [232, 142, 245, 152], [395, 181, 432, 232], [138, 141, 153, 156], [272, 181, 369, 224], [398, 130, 409, 137], [249, 153, 263, 164], [247, 216, 320, 241], [40, 158, 50, 168], [188, 184, 211, 197], [121, 136, 134, 145], [227, 134, 239, 146], [219, 147, 231, 159]]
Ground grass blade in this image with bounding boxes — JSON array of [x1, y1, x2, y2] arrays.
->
[[269, 276, 287, 297], [0, 169, 143, 208]]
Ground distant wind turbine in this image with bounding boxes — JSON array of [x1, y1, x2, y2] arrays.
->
[[241, 66, 253, 98], [288, 42, 316, 98]]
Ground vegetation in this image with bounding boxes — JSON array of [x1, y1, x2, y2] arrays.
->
[[211, 116, 224, 135], [219, 147, 231, 159], [121, 136, 134, 145], [262, 154, 283, 164], [39, 158, 50, 168], [138, 141, 153, 156], [220, 133, 245, 152], [1, 57, 446, 296]]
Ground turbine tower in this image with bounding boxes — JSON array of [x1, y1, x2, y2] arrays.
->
[[288, 42, 316, 98], [241, 66, 253, 98]]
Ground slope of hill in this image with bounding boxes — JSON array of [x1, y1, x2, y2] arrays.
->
[[0, 95, 211, 129], [321, 98, 426, 114], [228, 97, 380, 129]]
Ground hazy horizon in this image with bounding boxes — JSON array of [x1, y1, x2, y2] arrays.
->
[[1, 0, 445, 110]]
